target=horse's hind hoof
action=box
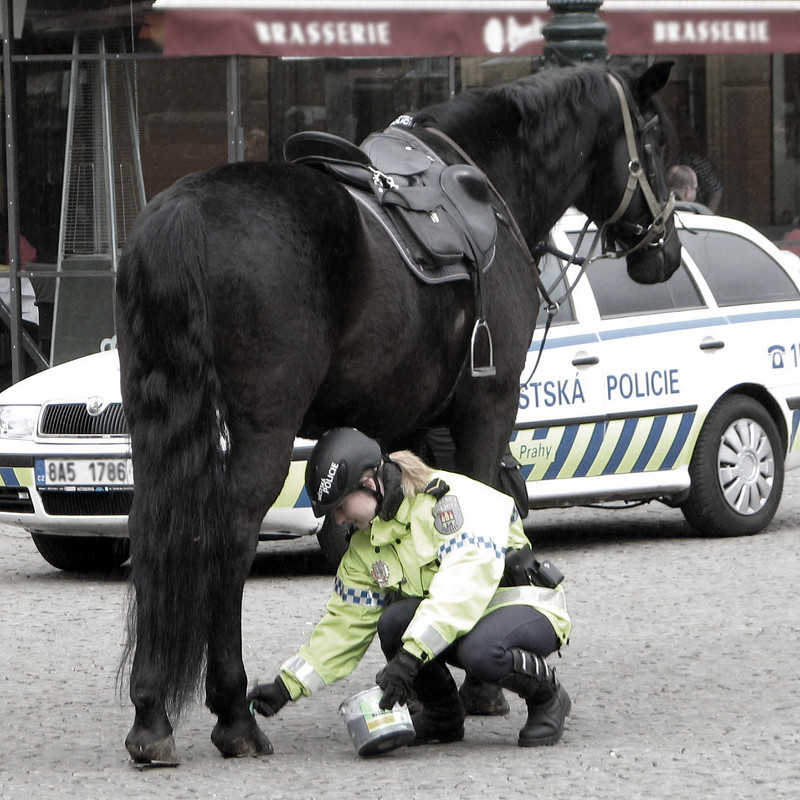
[211,718,274,758]
[125,732,180,767]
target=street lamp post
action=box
[542,0,608,64]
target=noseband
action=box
[601,73,675,258]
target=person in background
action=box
[247,427,573,748]
[668,165,714,215]
[2,215,53,358]
[677,151,723,212]
[667,164,698,202]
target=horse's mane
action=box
[413,65,616,233]
[412,64,666,236]
[414,65,614,164]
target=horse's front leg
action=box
[206,511,274,758]
[448,388,521,488]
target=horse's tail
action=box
[117,197,231,717]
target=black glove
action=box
[375,649,423,710]
[246,676,291,717]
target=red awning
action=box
[156,2,800,58]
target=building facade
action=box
[2,0,799,383]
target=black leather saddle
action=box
[284,129,497,273]
[284,128,500,377]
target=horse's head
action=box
[580,62,682,285]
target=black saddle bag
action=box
[380,165,467,267]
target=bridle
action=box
[599,72,676,259]
[535,71,677,312]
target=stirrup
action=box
[470,318,496,378]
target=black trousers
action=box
[376,596,560,683]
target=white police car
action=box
[0,350,319,571]
[1,208,799,571]
[515,208,800,537]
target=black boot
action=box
[501,648,571,747]
[410,660,465,745]
[458,673,510,716]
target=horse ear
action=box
[632,61,674,103]
[551,48,576,68]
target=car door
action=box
[584,244,715,488]
[678,220,800,462]
[512,239,608,495]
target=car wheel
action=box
[316,515,350,568]
[680,395,784,537]
[30,533,130,572]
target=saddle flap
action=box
[381,183,446,213]
[439,165,498,260]
[380,185,465,267]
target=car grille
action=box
[39,402,128,437]
[0,486,34,513]
[40,490,133,516]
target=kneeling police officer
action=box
[248,427,572,747]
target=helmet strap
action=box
[376,459,405,520]
[361,467,384,509]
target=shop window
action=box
[256,58,450,161]
[136,58,228,197]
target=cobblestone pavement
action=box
[2,476,799,800]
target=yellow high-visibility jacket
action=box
[280,470,571,700]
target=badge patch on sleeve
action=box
[433,495,464,535]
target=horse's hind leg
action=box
[125,646,180,765]
[204,429,293,758]
[122,503,180,765]
[205,508,274,758]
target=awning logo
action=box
[483,16,545,54]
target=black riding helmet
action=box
[304,427,383,517]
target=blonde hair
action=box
[387,450,433,496]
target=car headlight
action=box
[0,406,39,439]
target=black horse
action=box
[116,62,681,764]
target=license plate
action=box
[35,459,133,487]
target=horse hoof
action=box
[211,719,274,758]
[458,680,510,716]
[125,732,180,767]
